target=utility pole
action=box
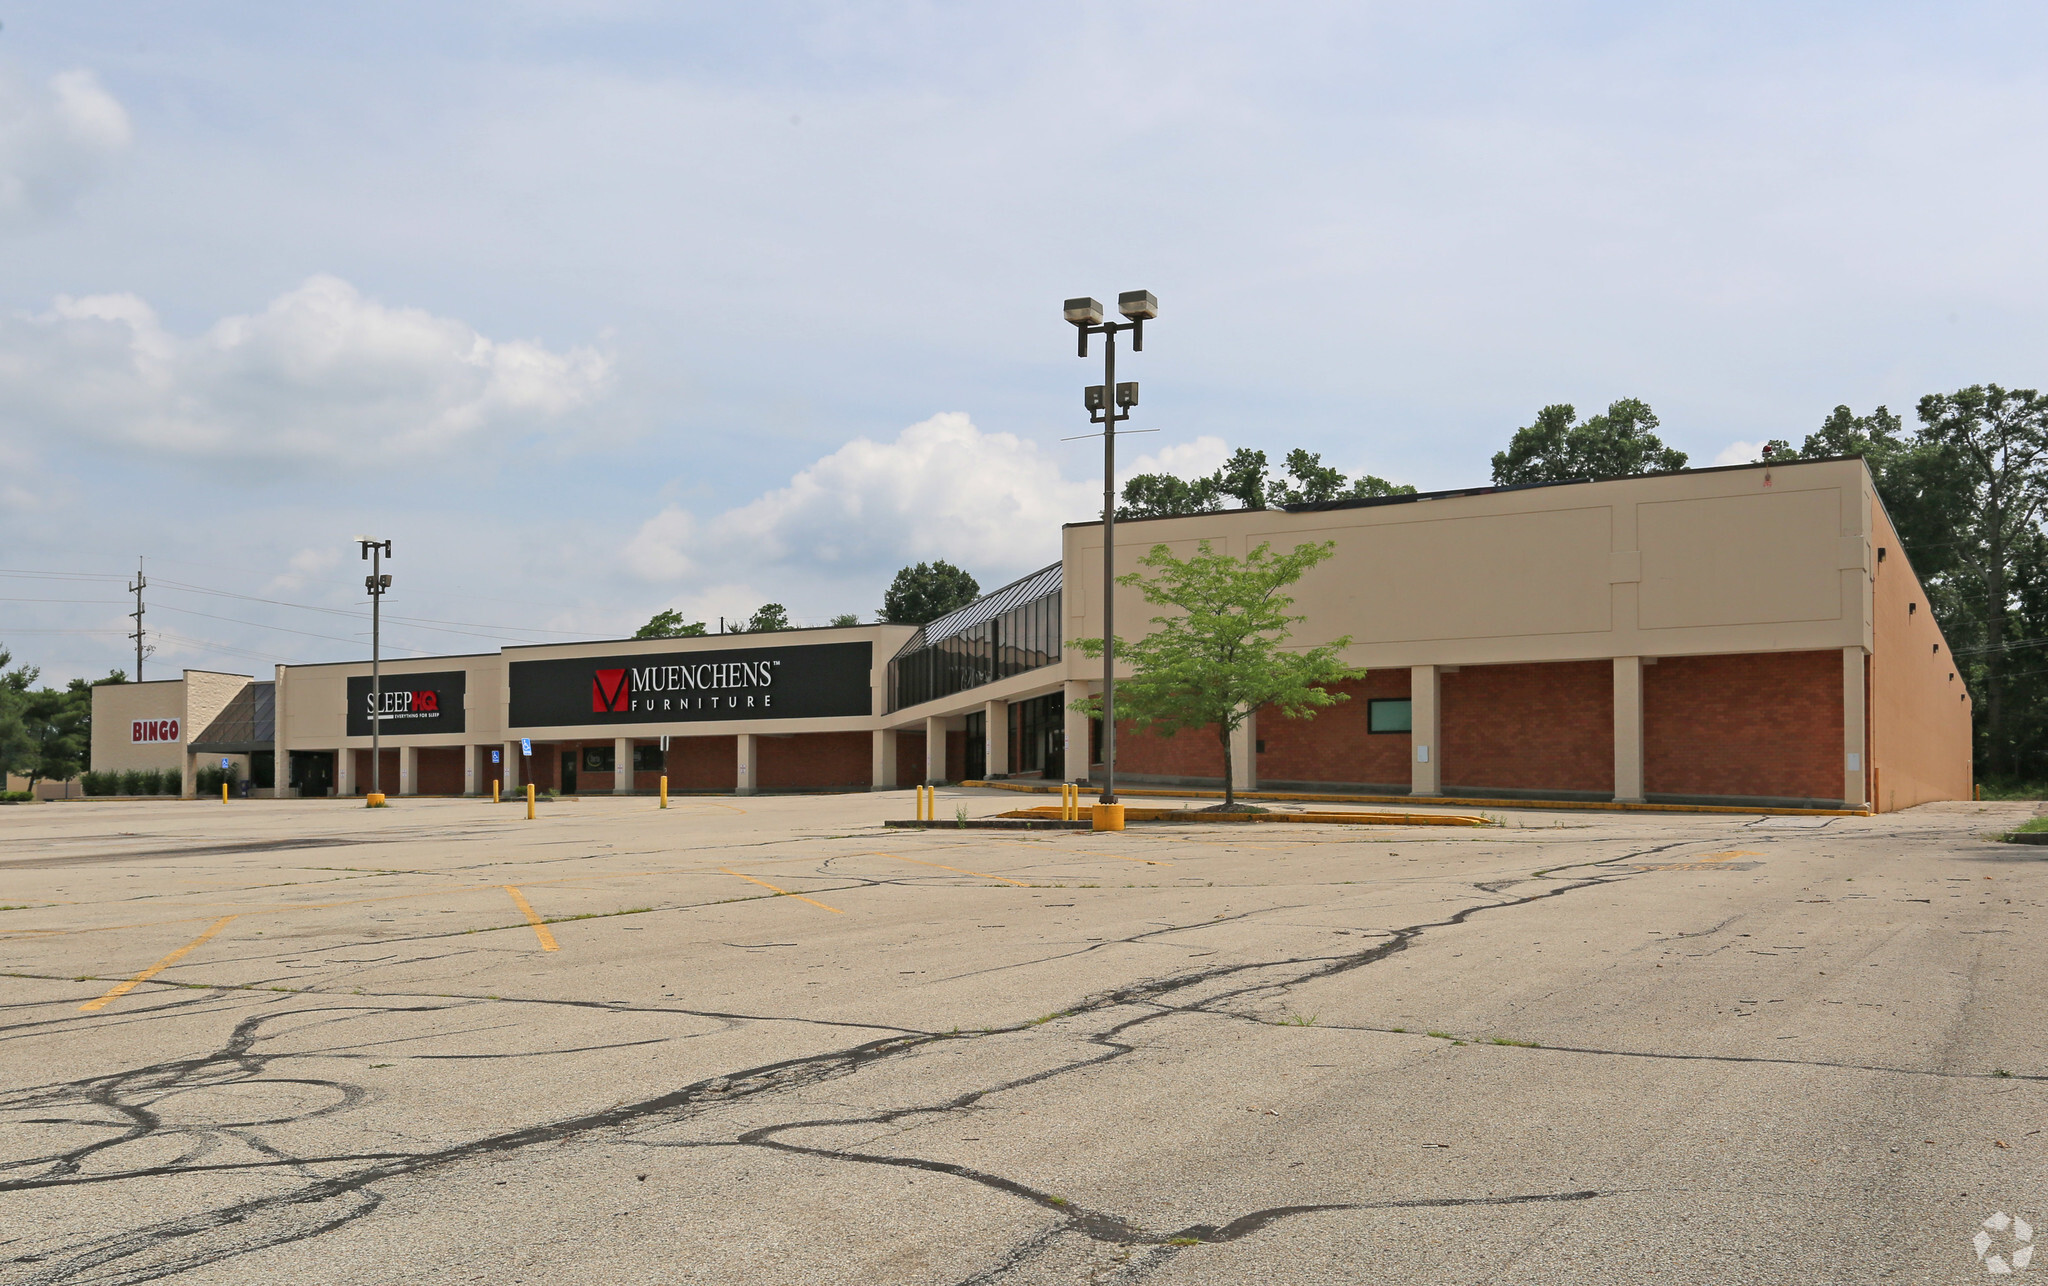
[127,558,147,680]
[359,539,393,795]
[1064,290,1158,806]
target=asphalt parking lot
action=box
[2,789,2044,1284]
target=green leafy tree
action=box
[742,603,793,633]
[1120,447,1414,518]
[828,612,861,628]
[0,649,34,785]
[1068,540,1362,809]
[1911,386,2048,778]
[1491,398,1688,485]
[633,610,709,639]
[880,561,980,625]
[1117,472,1222,519]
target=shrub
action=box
[0,790,32,804]
[119,769,145,795]
[196,763,243,794]
[81,771,116,796]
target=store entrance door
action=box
[561,750,578,794]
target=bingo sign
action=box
[131,718,180,744]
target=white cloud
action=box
[0,69,131,230]
[268,546,342,593]
[1714,440,1765,466]
[1120,435,1229,484]
[0,275,612,461]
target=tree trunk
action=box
[1219,724,1235,812]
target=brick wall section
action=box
[1442,660,1614,793]
[1115,720,1226,781]
[946,731,967,783]
[416,747,465,795]
[351,748,399,794]
[663,736,737,791]
[897,732,926,788]
[760,732,871,791]
[1256,672,1412,786]
[1644,651,1842,800]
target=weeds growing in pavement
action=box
[1281,1013,1319,1027]
[1491,1037,1540,1047]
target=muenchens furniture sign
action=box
[509,641,870,727]
[347,671,468,737]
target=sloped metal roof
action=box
[890,562,1062,660]
[190,681,275,751]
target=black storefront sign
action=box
[508,641,870,728]
[347,671,468,737]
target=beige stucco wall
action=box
[277,652,506,749]
[1869,497,1975,811]
[1060,458,1877,672]
[89,679,188,775]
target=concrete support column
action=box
[983,699,1009,777]
[871,729,898,792]
[924,715,948,785]
[464,744,478,796]
[1844,646,1868,810]
[614,737,634,794]
[502,741,520,792]
[1229,708,1257,793]
[736,733,758,796]
[272,664,291,799]
[334,749,352,798]
[183,753,200,798]
[1612,657,1645,803]
[1410,665,1441,797]
[1062,680,1091,783]
[398,745,418,796]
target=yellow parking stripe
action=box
[79,916,237,1012]
[502,886,559,951]
[719,869,843,913]
[871,851,1031,886]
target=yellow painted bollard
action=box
[660,775,669,809]
[526,782,535,821]
[221,783,229,804]
[492,780,500,804]
[1092,801,1124,832]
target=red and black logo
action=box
[592,668,629,712]
[415,690,439,713]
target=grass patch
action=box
[1490,1037,1540,1048]
[1030,1010,1071,1026]
[0,905,31,912]
[1281,1013,1319,1027]
[2010,816,2048,835]
[1979,780,2048,802]
[1425,1030,1457,1040]
[1995,1068,2014,1078]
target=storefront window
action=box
[582,745,615,772]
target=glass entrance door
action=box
[561,750,578,794]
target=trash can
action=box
[237,778,252,799]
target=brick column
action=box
[1410,665,1441,796]
[614,737,634,794]
[871,729,897,792]
[1843,646,1868,809]
[1612,657,1645,803]
[1229,708,1257,793]
[1062,680,1091,784]
[924,715,948,785]
[983,699,1009,777]
[736,733,758,795]
[398,745,418,796]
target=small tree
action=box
[828,612,861,627]
[1068,540,1361,809]
[880,561,980,625]
[634,610,709,639]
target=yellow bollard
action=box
[1092,801,1124,832]
[492,780,500,804]
[660,775,669,809]
[526,782,535,821]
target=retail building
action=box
[90,456,1973,812]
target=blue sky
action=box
[4,2,2047,682]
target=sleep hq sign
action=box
[508,641,871,727]
[346,671,468,737]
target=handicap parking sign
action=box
[520,738,532,757]
[220,758,230,770]
[491,749,501,763]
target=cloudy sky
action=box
[4,3,2047,682]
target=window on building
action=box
[1368,698,1412,734]
[582,745,615,772]
[633,745,664,772]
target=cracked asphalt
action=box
[2,790,2045,1284]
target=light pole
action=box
[1064,289,1157,806]
[358,538,392,796]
